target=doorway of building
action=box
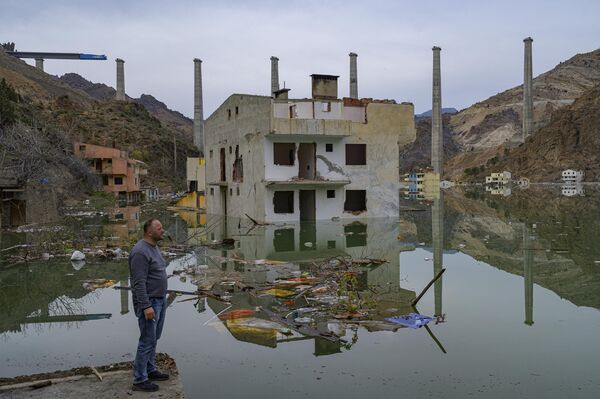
[298,143,316,180]
[299,190,316,221]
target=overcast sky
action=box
[2,0,599,117]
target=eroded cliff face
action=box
[450,49,600,151]
[493,84,600,181]
[436,49,600,180]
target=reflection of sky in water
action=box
[1,187,600,398]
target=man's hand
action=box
[144,307,155,320]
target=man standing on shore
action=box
[129,218,170,392]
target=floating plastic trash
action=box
[385,313,433,329]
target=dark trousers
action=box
[133,296,167,384]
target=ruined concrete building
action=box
[205,61,415,222]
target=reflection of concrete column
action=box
[523,37,534,141]
[35,58,44,71]
[431,46,443,175]
[193,58,204,153]
[432,190,444,316]
[523,225,534,325]
[115,58,126,101]
[120,280,129,315]
[349,52,358,99]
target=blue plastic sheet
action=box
[385,313,433,329]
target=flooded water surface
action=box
[1,187,600,398]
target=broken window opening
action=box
[273,191,294,213]
[237,186,240,196]
[227,109,231,120]
[321,102,331,112]
[209,150,213,159]
[289,105,297,118]
[327,190,335,198]
[235,106,239,115]
[325,143,333,152]
[344,190,366,212]
[345,144,366,165]
[102,175,109,186]
[274,143,296,166]
[210,187,214,195]
[114,177,123,185]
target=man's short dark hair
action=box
[143,218,160,233]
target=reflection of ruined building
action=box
[203,217,416,351]
[485,171,511,186]
[402,169,440,200]
[561,184,584,197]
[205,67,415,222]
[102,206,140,242]
[73,142,147,202]
[0,171,60,228]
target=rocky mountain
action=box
[492,84,600,181]
[58,73,193,140]
[449,48,600,151]
[0,48,197,191]
[400,114,460,172]
[440,48,600,180]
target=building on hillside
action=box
[561,169,584,183]
[204,74,415,222]
[73,142,147,202]
[402,169,440,200]
[485,171,512,186]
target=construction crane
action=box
[6,51,107,71]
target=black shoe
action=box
[132,381,159,392]
[148,370,170,381]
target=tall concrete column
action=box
[523,224,534,326]
[349,52,358,99]
[193,58,204,154]
[115,58,126,101]
[35,58,44,71]
[522,37,534,141]
[270,56,279,95]
[431,46,443,176]
[432,190,444,317]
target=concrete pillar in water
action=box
[270,56,279,95]
[431,46,443,176]
[523,37,534,141]
[523,225,534,325]
[35,58,44,71]
[193,58,204,154]
[349,52,358,99]
[432,190,444,317]
[120,280,129,315]
[115,58,126,101]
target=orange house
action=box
[74,142,147,202]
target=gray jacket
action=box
[128,239,167,311]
